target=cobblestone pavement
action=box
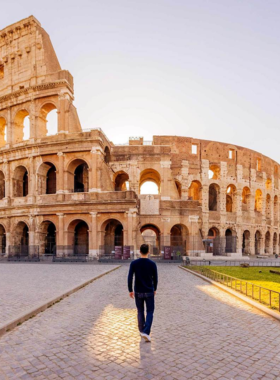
[1,265,280,379]
[0,263,118,325]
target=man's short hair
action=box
[140,244,149,254]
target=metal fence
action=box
[189,266,280,311]
[190,260,280,267]
[8,245,39,261]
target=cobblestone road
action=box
[1,265,280,379]
[0,263,118,325]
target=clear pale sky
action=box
[3,1,280,161]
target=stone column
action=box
[160,160,171,199]
[29,99,36,141]
[57,152,65,198]
[3,159,10,202]
[6,107,12,147]
[28,156,35,201]
[5,217,11,256]
[89,147,103,192]
[89,212,98,258]
[57,93,70,133]
[56,213,64,256]
[29,215,36,255]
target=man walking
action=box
[128,244,158,342]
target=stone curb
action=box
[0,265,121,338]
[179,266,280,323]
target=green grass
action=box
[190,266,280,310]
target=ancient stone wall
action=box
[0,17,278,258]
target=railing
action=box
[190,266,280,311]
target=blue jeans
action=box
[135,292,155,335]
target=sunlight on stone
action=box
[86,305,146,363]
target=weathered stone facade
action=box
[0,16,278,258]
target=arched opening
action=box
[225,229,236,253]
[14,222,29,256]
[255,230,261,255]
[14,109,30,143]
[226,185,236,212]
[0,117,7,147]
[265,231,271,255]
[266,194,271,219]
[273,232,277,255]
[255,189,262,212]
[188,180,202,202]
[209,183,220,211]
[68,220,89,255]
[0,224,6,254]
[274,196,278,221]
[114,171,129,191]
[13,166,28,197]
[140,224,160,256]
[39,221,56,255]
[104,146,111,164]
[242,187,250,211]
[102,219,124,256]
[175,180,182,198]
[242,230,250,255]
[140,169,161,195]
[0,171,5,200]
[38,104,58,137]
[37,162,56,195]
[208,165,220,180]
[265,179,272,191]
[207,227,220,255]
[67,159,89,193]
[170,224,188,256]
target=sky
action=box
[2,0,280,161]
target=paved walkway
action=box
[1,265,280,379]
[0,263,118,326]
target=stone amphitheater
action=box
[0,15,278,259]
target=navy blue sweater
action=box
[128,258,158,293]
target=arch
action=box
[0,171,5,200]
[38,103,58,137]
[242,230,250,255]
[37,162,57,195]
[170,224,188,256]
[102,219,124,256]
[67,159,89,193]
[255,230,262,255]
[104,146,111,164]
[13,221,29,256]
[242,187,250,208]
[266,194,271,219]
[265,231,271,255]
[273,232,277,255]
[225,228,237,253]
[188,180,202,202]
[175,180,182,198]
[0,117,6,147]
[38,221,56,255]
[207,227,220,256]
[274,195,278,221]
[208,164,220,180]
[139,169,161,195]
[209,183,220,211]
[140,224,161,256]
[265,179,272,190]
[255,189,262,212]
[114,171,129,191]
[13,166,28,197]
[14,109,30,143]
[0,224,6,254]
[68,219,89,255]
[226,184,237,212]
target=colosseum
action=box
[0,15,278,260]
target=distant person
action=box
[128,244,158,342]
